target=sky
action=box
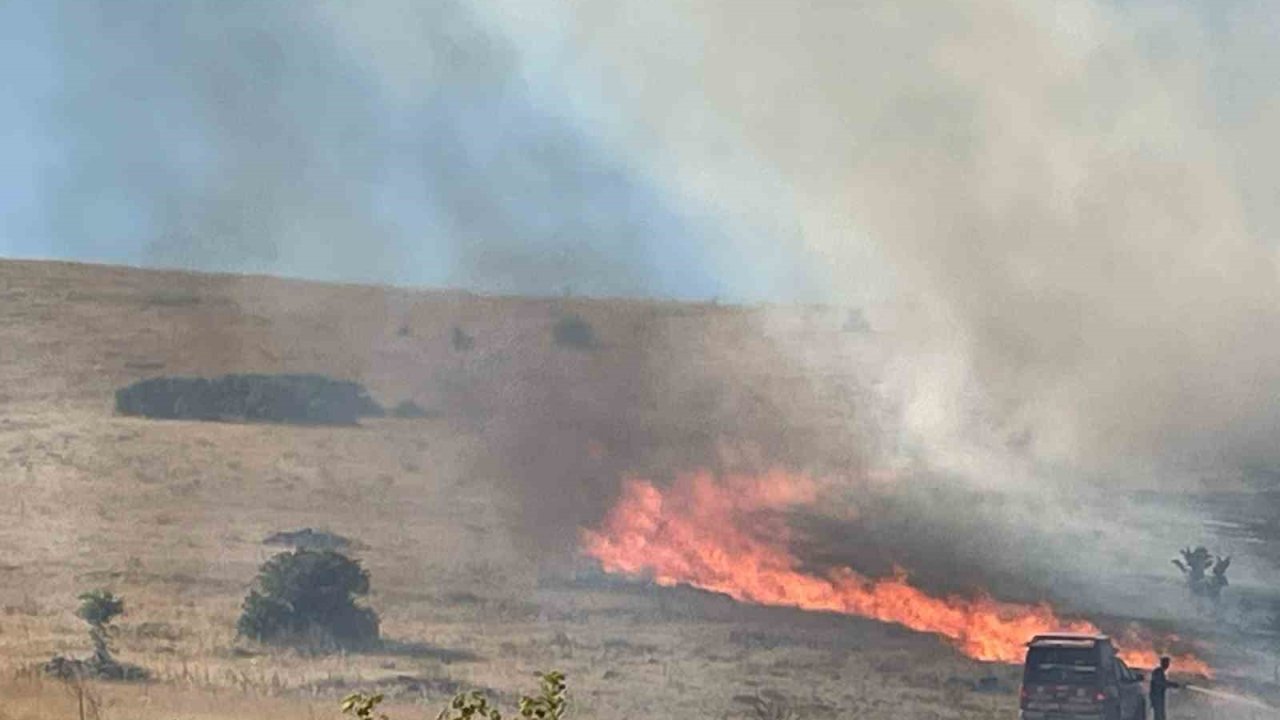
[1,2,1275,307]
[0,0,807,302]
[6,0,1280,481]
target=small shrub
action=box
[1172,545,1230,603]
[77,589,124,666]
[439,690,504,720]
[115,374,385,425]
[342,670,569,720]
[44,590,147,681]
[452,326,475,351]
[552,315,595,350]
[237,549,380,651]
[516,671,569,720]
[77,589,124,629]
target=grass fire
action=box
[9,1,1280,718]
[582,470,1212,675]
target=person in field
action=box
[1150,656,1183,720]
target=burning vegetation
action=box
[582,469,1212,676]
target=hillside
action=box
[0,259,1239,720]
[0,259,979,719]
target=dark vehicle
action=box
[1020,633,1147,720]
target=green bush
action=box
[237,549,379,650]
[77,589,124,664]
[77,589,124,629]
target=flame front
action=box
[582,469,1211,676]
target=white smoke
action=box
[480,0,1280,483]
[467,0,1280,624]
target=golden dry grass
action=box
[0,260,1234,719]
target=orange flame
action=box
[582,469,1211,676]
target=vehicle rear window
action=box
[1024,646,1099,684]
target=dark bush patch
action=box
[77,589,123,629]
[843,308,871,332]
[451,325,474,351]
[237,549,379,651]
[552,315,595,349]
[115,374,385,425]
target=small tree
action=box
[45,589,145,681]
[77,590,124,666]
[238,549,379,650]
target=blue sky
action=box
[0,1,781,301]
[0,3,58,259]
[2,1,1276,308]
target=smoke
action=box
[21,1,822,571]
[505,0,1280,481]
[29,0,730,299]
[25,2,1280,479]
[476,0,1280,622]
[24,0,1280,626]
[469,304,882,568]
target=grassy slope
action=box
[0,259,1220,719]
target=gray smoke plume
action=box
[35,0,726,298]
[477,0,1280,625]
[28,1,826,569]
[30,0,1280,631]
[495,0,1280,480]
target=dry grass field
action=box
[0,259,1232,719]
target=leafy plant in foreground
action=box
[341,670,569,720]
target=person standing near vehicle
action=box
[1150,656,1183,720]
